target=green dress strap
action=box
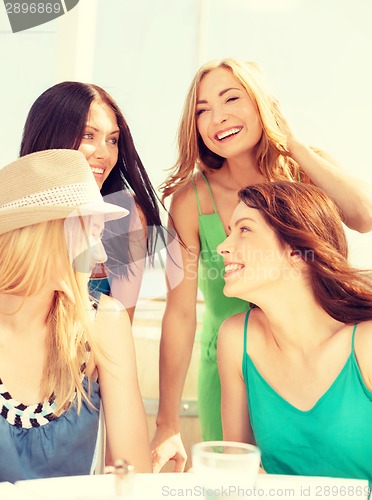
[192,172,218,215]
[192,179,202,216]
[192,170,250,442]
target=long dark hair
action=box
[238,181,372,323]
[20,82,166,276]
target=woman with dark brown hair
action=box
[20,82,166,321]
[217,181,372,483]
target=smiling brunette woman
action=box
[20,82,165,322]
[217,181,372,484]
[151,58,372,472]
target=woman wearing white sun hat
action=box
[0,149,152,482]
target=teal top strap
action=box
[243,309,251,354]
[351,323,358,352]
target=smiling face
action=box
[78,101,120,189]
[195,67,263,162]
[64,215,107,277]
[217,201,293,301]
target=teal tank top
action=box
[242,310,372,484]
[193,173,249,361]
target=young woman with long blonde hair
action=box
[0,150,152,482]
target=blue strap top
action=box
[242,310,372,484]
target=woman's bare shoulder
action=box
[171,171,214,205]
[355,319,372,341]
[220,308,265,332]
[355,319,372,351]
[92,295,132,357]
[96,293,125,311]
[220,311,247,333]
[171,176,198,206]
[169,178,200,236]
[93,294,130,329]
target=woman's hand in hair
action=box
[271,98,302,154]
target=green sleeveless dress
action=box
[193,173,250,440]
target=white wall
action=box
[0,0,371,267]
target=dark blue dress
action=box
[0,376,100,483]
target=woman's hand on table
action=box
[150,429,187,473]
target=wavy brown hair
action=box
[160,59,311,200]
[238,181,372,323]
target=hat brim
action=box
[0,201,129,235]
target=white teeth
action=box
[91,167,104,174]
[217,127,242,140]
[225,263,243,273]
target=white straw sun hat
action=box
[0,149,129,235]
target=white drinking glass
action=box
[192,441,261,499]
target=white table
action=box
[0,481,38,499]
[12,472,370,500]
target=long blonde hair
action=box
[0,218,100,415]
[160,58,309,199]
